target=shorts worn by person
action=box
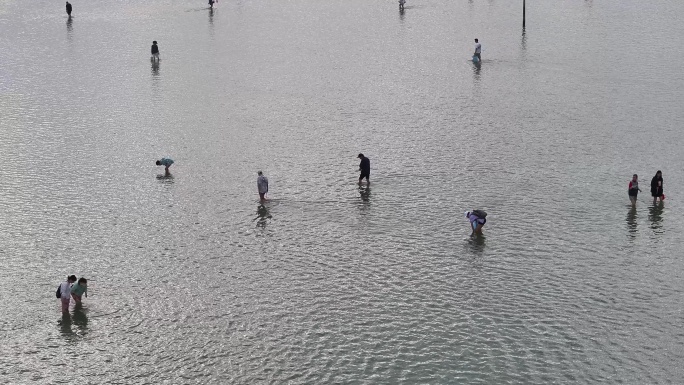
[71,278,88,305]
[466,210,486,234]
[257,171,269,202]
[358,153,370,185]
[58,275,77,313]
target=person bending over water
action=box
[71,277,88,305]
[650,170,664,204]
[466,210,487,235]
[628,174,641,206]
[156,157,174,174]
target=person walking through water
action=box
[66,1,72,17]
[257,171,269,202]
[209,0,215,9]
[628,174,641,206]
[151,41,160,61]
[399,0,405,11]
[357,153,370,185]
[473,38,482,61]
[650,170,664,204]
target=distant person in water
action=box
[58,275,77,313]
[71,277,88,305]
[358,153,370,185]
[650,170,664,204]
[473,39,481,61]
[151,41,159,61]
[156,157,174,174]
[399,0,405,11]
[66,1,72,16]
[628,174,641,206]
[257,171,269,202]
[465,210,487,235]
[209,0,214,8]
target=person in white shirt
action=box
[257,171,269,202]
[474,38,482,61]
[58,275,77,314]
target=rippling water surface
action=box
[2,0,684,383]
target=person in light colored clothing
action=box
[628,174,641,206]
[465,210,487,235]
[257,171,269,202]
[59,275,77,313]
[473,38,482,61]
[71,277,88,305]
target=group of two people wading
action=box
[57,275,88,314]
[628,170,664,206]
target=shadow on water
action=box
[151,59,160,77]
[66,16,73,39]
[358,186,371,213]
[58,306,89,340]
[466,233,486,255]
[626,206,637,240]
[156,173,174,184]
[648,202,664,233]
[255,204,272,228]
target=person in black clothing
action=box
[650,170,664,204]
[358,153,370,185]
[66,2,72,16]
[151,41,159,61]
[209,0,214,8]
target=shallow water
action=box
[1,0,684,383]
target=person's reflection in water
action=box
[156,173,174,184]
[72,305,89,335]
[648,202,664,233]
[66,16,73,37]
[626,206,637,240]
[467,233,486,255]
[209,7,214,25]
[59,313,74,338]
[255,204,272,228]
[151,58,160,77]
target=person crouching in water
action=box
[71,277,88,305]
[156,157,174,175]
[466,210,487,235]
[628,174,641,206]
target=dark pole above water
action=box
[523,0,526,28]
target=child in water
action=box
[465,210,487,235]
[156,158,174,174]
[628,174,641,206]
[71,277,88,305]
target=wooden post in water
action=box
[523,0,526,28]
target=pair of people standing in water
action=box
[57,275,88,314]
[628,170,664,205]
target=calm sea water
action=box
[2,0,684,383]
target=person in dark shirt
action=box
[66,1,72,16]
[209,0,214,8]
[650,170,664,204]
[151,41,159,61]
[358,153,370,185]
